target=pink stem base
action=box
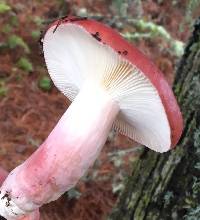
[0,167,40,220]
[0,83,119,219]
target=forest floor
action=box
[0,0,195,219]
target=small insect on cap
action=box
[43,16,183,153]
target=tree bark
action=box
[109,17,200,220]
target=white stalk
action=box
[0,82,119,219]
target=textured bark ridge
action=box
[109,17,200,220]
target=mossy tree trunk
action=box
[109,18,200,220]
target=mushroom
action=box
[0,17,183,219]
[0,167,40,220]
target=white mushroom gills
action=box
[44,23,171,152]
[0,22,171,219]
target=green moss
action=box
[38,76,52,91]
[9,15,19,27]
[33,16,44,26]
[0,81,8,97]
[2,24,12,33]
[0,2,11,14]
[31,30,41,39]
[8,35,30,53]
[17,57,33,72]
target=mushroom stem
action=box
[0,83,119,219]
[0,167,40,220]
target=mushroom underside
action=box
[44,23,171,152]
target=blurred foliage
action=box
[17,57,33,72]
[38,76,52,91]
[0,41,7,50]
[111,0,142,18]
[108,147,141,195]
[8,35,30,53]
[33,16,44,27]
[0,2,11,14]
[123,19,184,57]
[112,0,129,18]
[187,0,200,14]
[31,30,41,39]
[67,188,82,200]
[0,81,8,97]
[113,0,184,57]
[9,15,19,27]
[75,0,185,58]
[185,0,200,29]
[2,24,12,34]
